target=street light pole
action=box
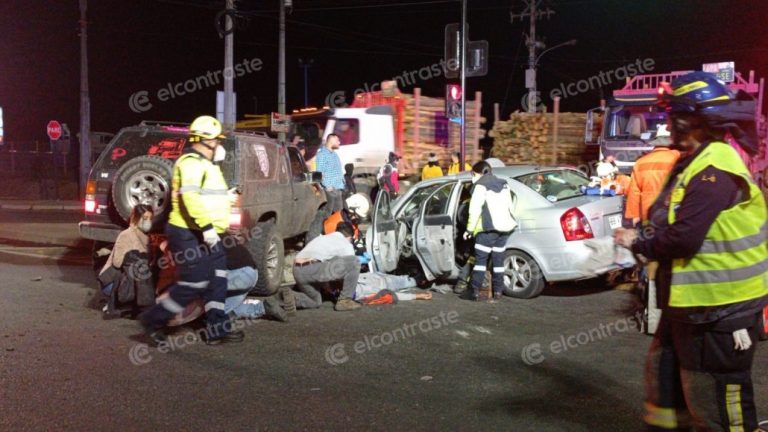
[223,0,235,132]
[459,0,467,168]
[78,0,91,196]
[526,0,536,113]
[278,0,287,143]
[298,58,313,108]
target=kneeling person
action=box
[293,222,361,311]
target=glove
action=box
[203,229,220,248]
[463,231,472,241]
[733,329,752,351]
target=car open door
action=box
[370,189,399,272]
[412,183,456,280]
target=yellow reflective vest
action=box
[168,152,230,233]
[667,141,768,308]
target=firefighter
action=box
[140,115,244,346]
[421,153,444,180]
[462,161,517,302]
[615,72,767,431]
[624,124,680,334]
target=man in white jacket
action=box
[463,161,517,301]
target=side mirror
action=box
[304,171,323,183]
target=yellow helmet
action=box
[189,115,224,140]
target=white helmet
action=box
[596,162,618,178]
[346,193,370,219]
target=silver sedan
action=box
[367,165,626,298]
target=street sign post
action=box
[271,112,291,134]
[47,120,63,140]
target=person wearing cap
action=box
[448,152,472,175]
[615,72,767,431]
[140,115,244,346]
[421,153,444,181]
[377,152,401,195]
[624,124,680,227]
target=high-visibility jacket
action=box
[421,164,443,181]
[625,147,680,222]
[168,152,230,233]
[448,162,471,175]
[467,174,517,235]
[667,141,767,308]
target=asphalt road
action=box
[0,212,766,431]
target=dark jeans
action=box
[292,255,359,308]
[142,224,230,339]
[470,231,509,295]
[325,189,345,214]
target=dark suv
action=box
[79,121,326,294]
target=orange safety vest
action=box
[624,147,680,222]
[323,210,360,239]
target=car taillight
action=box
[560,207,593,241]
[84,180,97,213]
[229,207,242,229]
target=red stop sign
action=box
[47,120,62,140]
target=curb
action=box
[0,227,87,249]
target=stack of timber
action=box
[490,112,597,169]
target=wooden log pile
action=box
[398,93,486,175]
[490,112,596,168]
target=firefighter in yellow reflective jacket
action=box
[140,116,244,346]
[615,72,767,431]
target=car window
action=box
[287,147,306,182]
[515,169,588,201]
[424,183,455,215]
[246,143,277,181]
[399,183,446,220]
[333,119,360,145]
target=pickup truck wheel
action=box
[305,208,328,244]
[502,250,545,299]
[111,155,174,225]
[247,221,284,296]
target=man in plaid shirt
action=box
[316,133,346,212]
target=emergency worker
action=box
[615,72,767,431]
[462,161,517,302]
[140,115,244,346]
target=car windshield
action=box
[515,170,588,201]
[606,105,667,139]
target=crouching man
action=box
[293,222,360,311]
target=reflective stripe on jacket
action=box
[168,152,231,233]
[625,147,680,222]
[667,141,768,308]
[467,174,517,235]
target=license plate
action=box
[608,214,622,230]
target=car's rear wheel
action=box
[111,155,174,225]
[247,221,284,296]
[502,249,545,299]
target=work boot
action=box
[205,330,245,346]
[138,313,167,347]
[459,289,479,302]
[263,296,289,322]
[334,298,361,311]
[488,291,503,303]
[279,286,297,317]
[453,279,468,294]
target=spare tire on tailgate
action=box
[112,155,174,225]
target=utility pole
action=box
[278,0,287,143]
[298,58,313,108]
[511,0,554,113]
[459,0,467,168]
[78,0,91,196]
[223,0,235,132]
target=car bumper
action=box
[533,239,622,282]
[79,221,122,243]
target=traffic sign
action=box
[47,120,62,140]
[270,112,291,133]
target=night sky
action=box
[1,0,766,142]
